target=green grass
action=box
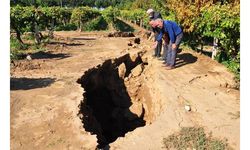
[10,36,28,60]
[162,127,232,150]
[10,36,47,60]
[22,33,35,40]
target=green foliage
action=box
[10,5,73,44]
[197,4,240,56]
[22,33,35,40]
[10,5,36,42]
[113,19,135,32]
[10,36,28,60]
[54,23,77,31]
[10,2,240,80]
[71,7,101,30]
[119,9,148,28]
[120,9,146,22]
[83,16,108,31]
[10,6,99,41]
[37,6,73,31]
[101,6,121,30]
[164,1,240,79]
[10,36,27,51]
[10,0,122,8]
[101,6,120,23]
[163,127,232,150]
[220,52,240,80]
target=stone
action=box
[130,102,143,116]
[141,56,148,64]
[130,53,138,62]
[26,55,32,61]
[128,41,133,46]
[132,44,137,48]
[134,38,141,44]
[131,64,143,77]
[185,105,191,111]
[118,63,126,79]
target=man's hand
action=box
[152,41,158,49]
[172,43,177,50]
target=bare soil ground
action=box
[10,30,239,150]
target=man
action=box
[146,9,162,58]
[150,19,183,69]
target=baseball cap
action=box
[146,9,154,14]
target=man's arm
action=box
[156,30,163,42]
[151,30,163,48]
[166,25,176,43]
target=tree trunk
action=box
[212,37,218,60]
[48,19,55,38]
[34,22,41,44]
[16,30,24,44]
[140,19,143,27]
[197,35,203,53]
[79,16,82,32]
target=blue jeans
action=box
[162,44,168,60]
[166,33,183,67]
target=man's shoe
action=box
[165,66,175,70]
[158,57,165,61]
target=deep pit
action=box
[77,52,152,148]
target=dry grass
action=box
[162,127,233,150]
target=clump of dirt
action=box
[127,37,141,47]
[11,60,43,71]
[77,51,153,148]
[107,31,135,37]
[163,127,233,150]
[10,51,70,72]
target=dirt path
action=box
[10,31,239,150]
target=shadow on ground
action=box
[30,51,70,60]
[10,77,56,90]
[175,52,198,68]
[72,37,96,40]
[49,41,85,46]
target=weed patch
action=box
[162,127,232,150]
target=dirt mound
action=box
[11,60,43,71]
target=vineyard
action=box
[10,0,240,150]
[10,0,240,79]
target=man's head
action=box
[146,8,154,18]
[149,19,163,29]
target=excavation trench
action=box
[77,51,153,148]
